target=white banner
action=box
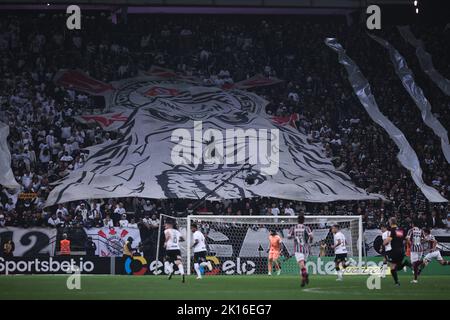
[0,227,57,256]
[0,122,20,189]
[369,34,450,164]
[398,26,450,96]
[46,73,382,205]
[325,38,447,203]
[84,227,141,257]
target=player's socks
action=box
[178,264,185,275]
[194,263,202,278]
[300,267,308,286]
[381,263,387,278]
[167,263,175,280]
[413,261,421,280]
[391,269,399,284]
[335,266,342,280]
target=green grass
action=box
[1,275,449,300]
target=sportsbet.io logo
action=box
[124,256,148,275]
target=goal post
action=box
[186,215,363,276]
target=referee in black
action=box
[383,217,412,286]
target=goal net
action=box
[186,215,362,276]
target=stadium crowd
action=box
[0,13,448,239]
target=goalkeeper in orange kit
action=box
[268,230,282,276]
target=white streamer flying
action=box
[325,38,447,203]
[0,122,20,189]
[369,33,450,164]
[398,26,450,96]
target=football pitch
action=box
[1,275,450,300]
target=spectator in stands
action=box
[113,202,126,224]
[128,218,138,229]
[427,209,444,229]
[84,236,97,256]
[47,212,61,228]
[103,214,114,228]
[284,203,295,216]
[119,214,129,228]
[270,203,280,216]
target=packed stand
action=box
[0,13,448,239]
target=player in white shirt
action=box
[191,223,213,279]
[164,219,185,283]
[380,224,392,278]
[331,224,349,281]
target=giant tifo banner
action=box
[0,227,57,256]
[84,227,141,257]
[0,121,20,188]
[46,70,383,205]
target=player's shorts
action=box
[295,252,309,262]
[424,250,443,262]
[386,250,404,264]
[166,249,182,263]
[334,253,347,263]
[193,251,207,263]
[410,251,423,263]
[268,250,280,260]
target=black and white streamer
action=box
[398,26,450,96]
[0,121,20,189]
[325,38,447,203]
[369,33,450,164]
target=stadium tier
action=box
[0,1,449,302]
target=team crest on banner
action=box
[85,227,141,257]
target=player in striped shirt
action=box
[406,220,425,283]
[422,229,449,267]
[288,215,313,287]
